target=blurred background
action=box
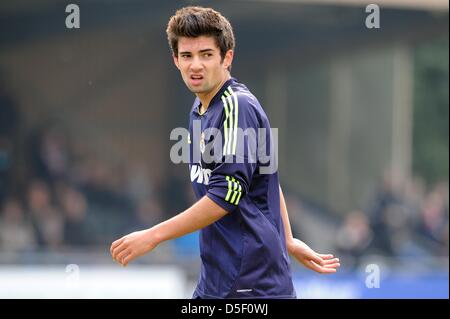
[0,0,448,298]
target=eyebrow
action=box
[179,48,215,55]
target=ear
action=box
[173,54,180,70]
[223,50,234,70]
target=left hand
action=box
[110,229,157,267]
[287,238,340,274]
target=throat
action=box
[196,76,231,115]
[199,104,208,115]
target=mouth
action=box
[189,74,204,86]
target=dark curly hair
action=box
[166,6,235,64]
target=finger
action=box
[112,242,128,260]
[311,256,337,267]
[309,260,337,274]
[311,261,336,274]
[111,237,124,250]
[112,245,125,261]
[311,256,340,268]
[122,253,134,267]
[323,263,341,269]
[116,248,131,265]
[110,238,124,255]
[317,253,334,260]
[308,253,325,266]
[322,258,340,265]
[303,259,324,272]
[319,268,337,274]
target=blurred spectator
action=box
[364,168,449,262]
[0,197,35,252]
[76,158,135,244]
[403,176,426,210]
[56,182,91,246]
[283,191,307,239]
[368,170,405,256]
[124,162,155,203]
[335,210,373,269]
[0,137,13,206]
[161,165,192,217]
[0,87,19,138]
[382,201,417,257]
[416,181,449,256]
[28,126,71,184]
[40,127,70,180]
[27,180,64,249]
[79,158,131,209]
[135,196,165,226]
[0,84,19,206]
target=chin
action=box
[188,86,207,94]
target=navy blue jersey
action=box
[188,77,296,299]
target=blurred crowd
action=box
[0,129,194,251]
[334,172,449,269]
[0,90,194,252]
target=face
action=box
[174,36,233,97]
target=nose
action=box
[189,56,203,72]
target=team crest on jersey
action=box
[199,132,205,154]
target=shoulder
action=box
[221,82,266,124]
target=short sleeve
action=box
[206,90,260,212]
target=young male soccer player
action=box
[111,6,340,299]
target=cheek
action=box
[206,64,220,76]
[180,67,189,78]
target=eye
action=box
[203,53,212,57]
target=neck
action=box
[197,74,231,114]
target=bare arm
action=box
[110,196,228,266]
[279,185,340,274]
[279,185,295,250]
